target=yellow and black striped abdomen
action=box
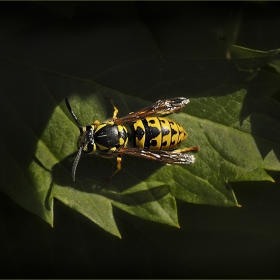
[133,117,187,151]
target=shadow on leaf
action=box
[51,152,171,206]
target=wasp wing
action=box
[116,147,195,165]
[114,97,190,125]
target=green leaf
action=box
[0,3,280,237]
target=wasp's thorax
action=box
[78,123,129,154]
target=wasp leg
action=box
[106,96,119,120]
[173,146,199,153]
[92,120,100,126]
[106,155,122,182]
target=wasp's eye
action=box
[81,141,96,153]
[85,142,94,153]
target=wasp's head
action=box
[77,125,97,154]
[65,98,96,181]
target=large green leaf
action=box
[0,2,280,237]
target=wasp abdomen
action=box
[133,117,187,151]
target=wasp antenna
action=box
[72,145,83,181]
[65,97,83,134]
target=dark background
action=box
[1,2,280,278]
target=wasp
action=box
[65,96,199,181]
